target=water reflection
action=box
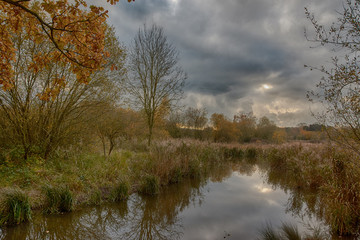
[0,176,208,240]
[0,160,342,240]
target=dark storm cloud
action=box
[106,0,344,126]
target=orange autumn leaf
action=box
[0,0,133,96]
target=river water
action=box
[0,161,332,240]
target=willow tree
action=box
[126,24,186,145]
[306,1,360,156]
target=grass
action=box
[0,140,240,211]
[0,139,359,237]
[258,223,282,240]
[110,181,130,201]
[0,189,31,226]
[259,143,360,237]
[257,222,326,240]
[44,186,73,213]
[140,175,160,195]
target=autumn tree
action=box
[96,107,143,158]
[233,112,256,143]
[211,113,236,143]
[0,25,126,160]
[272,129,287,144]
[256,116,277,141]
[126,24,186,146]
[0,0,133,95]
[306,1,360,155]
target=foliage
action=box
[0,23,125,160]
[0,189,31,226]
[211,113,237,143]
[96,107,145,157]
[272,129,288,143]
[126,24,186,145]
[233,112,256,143]
[0,0,134,93]
[256,116,277,141]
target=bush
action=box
[44,186,73,213]
[0,189,31,226]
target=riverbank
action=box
[1,140,359,237]
[0,140,259,224]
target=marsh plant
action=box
[258,222,326,240]
[110,181,130,202]
[261,144,360,237]
[0,189,31,226]
[140,175,160,195]
[44,185,73,214]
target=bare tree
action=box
[126,24,186,145]
[306,2,360,156]
[184,107,208,130]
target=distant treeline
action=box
[165,108,326,143]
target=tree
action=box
[211,113,236,143]
[0,0,133,95]
[184,107,208,129]
[183,107,208,139]
[272,129,287,144]
[126,24,186,145]
[96,107,143,158]
[306,1,360,155]
[256,116,277,141]
[165,110,183,138]
[0,25,125,160]
[233,112,256,143]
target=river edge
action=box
[1,140,359,238]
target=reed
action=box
[44,185,73,213]
[110,181,130,202]
[140,175,160,195]
[0,189,31,226]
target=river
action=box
[0,161,342,240]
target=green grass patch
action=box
[110,181,130,202]
[0,189,31,226]
[44,186,73,214]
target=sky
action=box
[100,0,342,127]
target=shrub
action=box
[0,189,31,226]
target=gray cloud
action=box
[105,0,343,126]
